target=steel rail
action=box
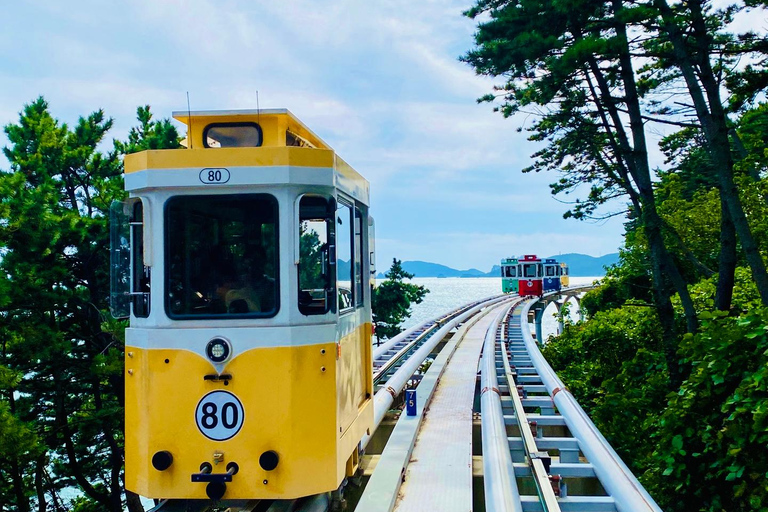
[354,299,505,512]
[372,322,427,361]
[480,302,523,512]
[362,295,510,450]
[519,298,662,512]
[500,340,561,512]
[372,326,435,385]
[372,296,503,384]
[372,296,502,359]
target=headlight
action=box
[206,338,231,363]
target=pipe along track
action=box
[151,293,661,512]
[480,297,662,512]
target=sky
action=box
[0,0,690,271]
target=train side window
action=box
[165,194,279,319]
[298,196,334,315]
[354,207,364,307]
[131,202,151,317]
[203,123,263,148]
[109,199,150,318]
[336,200,354,312]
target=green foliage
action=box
[543,306,663,408]
[372,259,428,340]
[0,98,178,512]
[646,308,768,511]
[579,278,633,317]
[298,226,325,290]
[113,105,181,154]
[544,264,768,509]
[462,0,768,507]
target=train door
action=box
[335,195,370,435]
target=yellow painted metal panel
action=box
[125,324,373,500]
[171,111,329,150]
[124,147,335,173]
[337,322,373,436]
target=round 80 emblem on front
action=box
[195,390,245,441]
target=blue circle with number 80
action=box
[195,390,245,441]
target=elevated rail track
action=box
[150,288,662,512]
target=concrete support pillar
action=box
[554,300,565,335]
[575,295,584,322]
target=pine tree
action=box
[0,98,179,512]
[372,259,428,340]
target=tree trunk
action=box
[35,456,47,512]
[655,0,768,304]
[11,457,31,512]
[126,490,146,512]
[715,195,737,311]
[614,0,689,386]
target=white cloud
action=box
[0,0,630,269]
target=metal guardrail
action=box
[362,295,509,451]
[500,339,561,512]
[519,296,663,512]
[480,303,524,512]
[372,296,503,386]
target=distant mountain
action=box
[548,253,618,276]
[375,253,618,278]
[403,261,486,278]
[375,260,487,279]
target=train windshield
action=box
[504,266,516,278]
[522,263,538,278]
[545,265,556,277]
[165,194,279,319]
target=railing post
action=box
[534,305,544,344]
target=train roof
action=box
[123,109,369,204]
[171,109,331,150]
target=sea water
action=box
[396,276,601,341]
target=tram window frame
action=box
[545,265,556,277]
[354,206,364,307]
[336,198,355,314]
[523,263,538,278]
[164,193,280,320]
[131,201,151,318]
[298,195,335,316]
[203,122,264,148]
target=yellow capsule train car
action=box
[560,262,570,288]
[111,109,374,501]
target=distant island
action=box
[376,253,618,278]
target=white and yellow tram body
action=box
[118,109,374,500]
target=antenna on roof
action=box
[186,91,193,149]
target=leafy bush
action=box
[646,308,768,511]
